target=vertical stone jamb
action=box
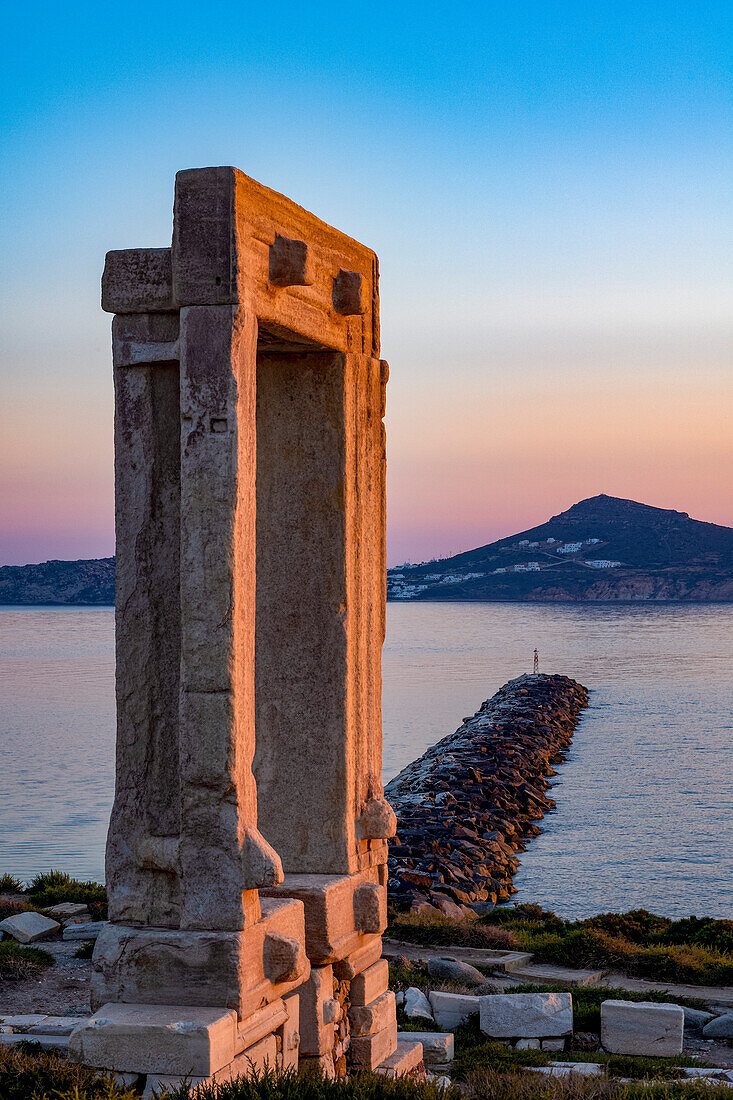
[178,303,283,931]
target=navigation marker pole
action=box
[533,648,540,674]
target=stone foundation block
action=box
[282,995,300,1072]
[349,1019,397,1069]
[333,934,382,980]
[350,959,389,1006]
[376,1039,425,1078]
[69,1003,237,1076]
[91,897,309,1017]
[261,870,385,963]
[429,992,480,1030]
[349,991,396,1037]
[397,1031,453,1065]
[239,1034,279,1073]
[480,993,573,1039]
[298,966,336,1056]
[601,1000,683,1056]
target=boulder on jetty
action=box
[386,674,589,911]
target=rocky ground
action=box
[386,673,589,912]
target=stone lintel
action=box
[69,1003,237,1076]
[260,870,386,964]
[91,898,309,1019]
[102,248,176,314]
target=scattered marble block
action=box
[0,1034,69,1050]
[404,987,433,1021]
[601,1000,683,1056]
[0,912,60,943]
[515,1038,540,1050]
[46,903,89,918]
[349,991,396,1037]
[429,991,480,1030]
[542,1038,566,1051]
[350,1019,398,1069]
[480,993,573,1039]
[28,1016,90,1035]
[68,1002,238,1076]
[0,1015,49,1028]
[398,1031,454,1065]
[63,921,108,941]
[376,1039,424,1078]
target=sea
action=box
[1,602,731,919]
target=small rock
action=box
[404,987,434,1021]
[702,1014,733,1040]
[0,912,60,943]
[434,1076,452,1089]
[395,992,405,1008]
[542,1039,566,1051]
[430,896,464,920]
[683,1007,715,1030]
[427,957,486,986]
[515,1038,541,1050]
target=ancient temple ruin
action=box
[69,167,423,1091]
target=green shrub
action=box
[26,870,108,916]
[0,874,24,894]
[0,941,54,981]
[0,898,34,922]
[0,1042,135,1099]
[75,939,96,959]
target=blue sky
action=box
[1,1,731,564]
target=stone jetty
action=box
[385,674,589,912]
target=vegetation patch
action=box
[0,875,24,894]
[462,1070,733,1100]
[0,940,54,981]
[26,870,108,918]
[387,905,733,987]
[0,1042,135,1100]
[75,939,96,959]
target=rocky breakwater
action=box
[385,674,589,912]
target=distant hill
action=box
[0,558,115,605]
[388,495,733,602]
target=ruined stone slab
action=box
[429,992,480,1030]
[350,960,389,1007]
[601,1000,683,1056]
[102,248,176,314]
[90,898,309,1017]
[349,1019,397,1069]
[261,870,385,963]
[0,912,60,943]
[376,1040,424,1078]
[63,921,107,941]
[479,993,573,1039]
[349,991,396,1037]
[69,1003,237,1076]
[397,1032,454,1065]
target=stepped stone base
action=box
[376,1040,425,1079]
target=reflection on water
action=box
[1,603,731,918]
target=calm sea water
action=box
[1,603,731,918]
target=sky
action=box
[0,1,731,567]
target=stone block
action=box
[542,1038,566,1051]
[91,898,309,1017]
[350,1019,398,1069]
[333,270,367,315]
[46,903,89,918]
[404,987,433,1021]
[236,1000,287,1052]
[63,921,107,941]
[349,991,396,1037]
[376,1039,424,1078]
[0,912,60,943]
[601,1000,683,1056]
[28,1017,89,1035]
[683,1007,714,1030]
[69,1003,237,1076]
[515,1038,540,1050]
[298,966,335,1056]
[350,959,389,1006]
[239,1034,279,1073]
[0,1034,69,1050]
[429,992,480,1030]
[269,235,313,286]
[102,248,176,313]
[0,1015,49,1028]
[480,993,573,1039]
[261,871,384,963]
[397,1031,454,1065]
[333,934,382,980]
